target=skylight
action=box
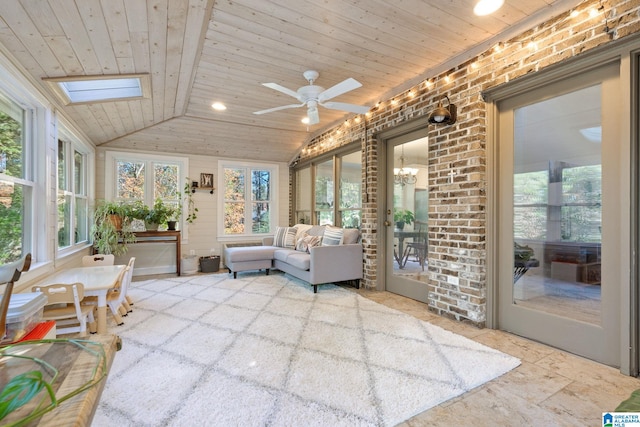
[43,74,150,105]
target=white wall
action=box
[95,147,289,275]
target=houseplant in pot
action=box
[91,200,137,255]
[142,198,178,231]
[393,209,414,230]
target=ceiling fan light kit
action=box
[428,95,457,125]
[253,70,370,125]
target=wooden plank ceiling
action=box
[0,0,580,162]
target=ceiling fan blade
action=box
[317,78,362,102]
[262,83,300,100]
[307,108,320,125]
[321,101,370,115]
[253,103,305,115]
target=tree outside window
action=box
[223,164,276,236]
[0,94,27,263]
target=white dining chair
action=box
[122,257,136,312]
[83,266,129,326]
[82,254,115,266]
[32,282,96,337]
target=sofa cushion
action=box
[225,246,276,262]
[285,252,311,270]
[273,226,296,248]
[293,224,313,242]
[342,228,360,244]
[322,226,344,246]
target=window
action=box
[44,74,150,105]
[221,162,278,236]
[57,134,89,251]
[295,167,312,224]
[105,151,187,230]
[339,151,362,229]
[315,159,334,225]
[0,91,34,263]
[294,146,362,229]
[513,164,602,242]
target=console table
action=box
[131,230,182,276]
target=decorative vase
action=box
[396,221,405,230]
[167,220,177,231]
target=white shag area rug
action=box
[93,272,520,426]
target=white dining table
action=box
[35,265,126,334]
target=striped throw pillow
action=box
[321,226,344,246]
[274,226,296,248]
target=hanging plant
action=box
[184,179,198,224]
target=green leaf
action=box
[0,370,47,420]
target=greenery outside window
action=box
[0,91,34,264]
[339,151,362,229]
[221,162,278,236]
[513,164,601,242]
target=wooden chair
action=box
[83,267,130,326]
[82,254,115,266]
[403,220,428,271]
[0,254,32,342]
[32,283,96,337]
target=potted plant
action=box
[393,209,414,230]
[142,198,178,231]
[91,200,137,255]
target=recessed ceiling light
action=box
[211,102,226,111]
[43,74,150,105]
[473,0,504,16]
[301,117,310,124]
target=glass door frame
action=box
[484,42,637,374]
[375,118,429,298]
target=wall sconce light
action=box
[191,181,198,193]
[428,95,457,125]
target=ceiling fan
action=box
[253,70,370,125]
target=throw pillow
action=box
[322,226,344,246]
[273,226,296,248]
[296,233,322,253]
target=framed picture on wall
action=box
[200,173,214,189]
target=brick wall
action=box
[291,0,640,326]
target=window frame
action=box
[0,73,43,265]
[293,143,363,229]
[218,160,279,238]
[56,125,93,255]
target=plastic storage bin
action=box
[2,292,47,344]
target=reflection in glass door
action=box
[498,62,621,366]
[386,136,429,302]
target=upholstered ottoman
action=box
[224,246,276,278]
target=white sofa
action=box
[224,224,363,293]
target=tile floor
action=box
[355,288,640,426]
